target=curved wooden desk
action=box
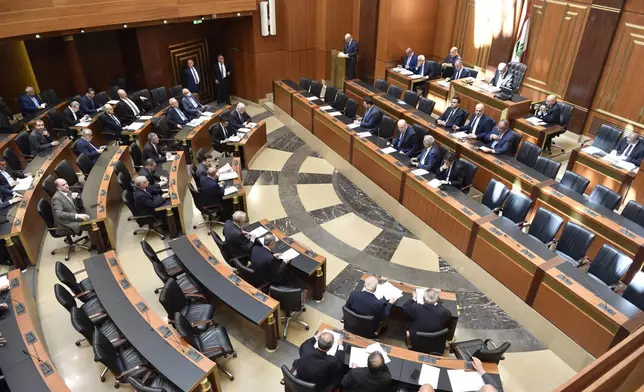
[273,79,304,117]
[226,121,268,169]
[218,157,247,213]
[344,79,386,117]
[174,105,229,164]
[155,151,188,238]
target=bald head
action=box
[263,233,276,248]
[498,120,510,133]
[364,276,379,292]
[449,47,459,56]
[182,88,190,96]
[117,89,127,99]
[318,332,334,351]
[345,33,352,41]
[475,103,485,116]
[405,48,413,56]
[419,385,436,392]
[546,95,557,107]
[367,352,384,372]
[397,119,408,133]
[169,98,178,107]
[498,63,507,73]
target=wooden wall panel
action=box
[356,0,379,82]
[76,30,126,92]
[0,41,39,113]
[454,0,490,70]
[432,0,459,62]
[25,37,76,99]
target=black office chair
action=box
[174,312,236,381]
[92,327,149,388]
[129,142,144,169]
[150,87,168,106]
[374,79,389,93]
[190,165,202,189]
[269,286,309,339]
[559,170,590,194]
[47,110,69,138]
[324,86,338,104]
[211,231,245,265]
[418,98,436,115]
[55,160,84,190]
[481,179,510,212]
[515,141,542,168]
[281,365,316,392]
[387,85,403,99]
[188,184,223,234]
[231,257,270,290]
[140,239,184,277]
[524,207,564,245]
[507,62,527,92]
[122,190,165,240]
[168,85,182,99]
[587,244,633,288]
[621,200,644,228]
[38,199,91,261]
[500,192,533,224]
[406,328,449,355]
[107,85,120,100]
[55,261,95,302]
[533,156,561,180]
[40,89,60,105]
[3,148,24,171]
[426,61,442,79]
[344,98,358,119]
[299,78,312,91]
[117,172,133,192]
[127,375,182,392]
[76,153,94,176]
[553,222,595,267]
[411,124,428,156]
[309,81,322,98]
[159,278,215,332]
[95,91,110,106]
[342,306,383,339]
[403,90,419,107]
[450,339,511,364]
[458,159,478,194]
[466,68,478,79]
[54,283,107,324]
[549,102,574,153]
[15,131,33,158]
[150,255,201,295]
[592,124,623,153]
[332,92,348,112]
[588,184,622,210]
[42,174,58,197]
[622,271,644,311]
[377,115,396,140]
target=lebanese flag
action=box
[512,0,532,63]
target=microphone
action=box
[165,327,187,354]
[0,206,19,225]
[142,305,154,332]
[579,271,612,316]
[22,347,53,375]
[89,203,101,208]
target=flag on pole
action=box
[512,0,532,63]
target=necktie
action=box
[405,55,411,68]
[110,114,120,126]
[222,124,227,138]
[72,110,77,121]
[191,67,199,84]
[220,63,225,79]
[471,116,480,135]
[125,99,140,116]
[31,96,39,106]
[446,166,452,183]
[89,98,94,109]
[177,108,186,121]
[446,109,455,124]
[492,133,501,149]
[456,69,461,80]
[190,97,198,108]
[624,144,635,157]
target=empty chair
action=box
[450,339,511,364]
[122,190,164,240]
[481,179,510,211]
[299,78,312,91]
[323,86,337,104]
[593,124,623,153]
[588,184,622,210]
[95,91,110,106]
[76,153,93,176]
[332,92,347,112]
[281,365,316,392]
[129,142,143,169]
[425,61,442,79]
[15,131,33,157]
[418,98,436,115]
[117,172,133,192]
[190,164,201,189]
[158,278,214,332]
[344,98,358,119]
[174,312,235,380]
[309,81,322,98]
[55,161,83,190]
[42,174,58,197]
[92,328,149,388]
[622,271,644,311]
[188,184,223,234]
[411,124,428,156]
[406,328,449,355]
[515,141,542,168]
[559,170,590,194]
[466,68,478,79]
[621,200,644,228]
[374,79,389,92]
[458,159,478,194]
[501,192,533,224]
[342,306,383,339]
[55,261,94,302]
[387,85,403,99]
[38,199,91,261]
[40,89,59,105]
[150,87,168,105]
[141,239,184,277]
[168,85,182,99]
[3,148,23,171]
[525,207,564,245]
[533,156,561,180]
[403,90,419,107]
[54,283,106,324]
[377,115,396,140]
[587,244,633,287]
[553,222,595,267]
[70,307,124,351]
[127,375,182,392]
[506,62,527,91]
[150,252,201,295]
[269,286,308,339]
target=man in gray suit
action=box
[181,88,213,119]
[52,179,89,235]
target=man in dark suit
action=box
[80,88,99,116]
[345,276,398,325]
[344,33,359,80]
[29,120,59,153]
[402,289,452,337]
[133,175,169,218]
[99,104,126,139]
[182,59,201,94]
[341,351,391,392]
[115,89,142,126]
[412,135,441,173]
[138,158,167,194]
[401,47,418,70]
[536,95,561,125]
[223,211,260,258]
[52,179,90,235]
[480,120,519,156]
[201,167,233,220]
[210,114,235,155]
[213,54,232,105]
[181,88,212,119]
[437,97,467,128]
[0,157,28,198]
[230,103,252,132]
[357,97,382,132]
[391,120,418,158]
[454,103,496,140]
[249,234,289,285]
[611,133,644,166]
[142,133,167,163]
[166,98,191,130]
[435,153,465,188]
[490,62,513,89]
[441,47,461,78]
[195,154,214,179]
[18,87,46,116]
[76,129,105,164]
[450,60,471,80]
[296,331,346,392]
[63,101,89,130]
[414,55,432,95]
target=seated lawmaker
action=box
[414,55,432,95]
[437,97,467,128]
[80,88,100,116]
[19,86,46,116]
[181,88,212,119]
[0,156,29,188]
[536,95,561,125]
[52,179,90,235]
[441,47,461,78]
[490,63,512,89]
[210,114,235,156]
[341,351,391,392]
[230,103,252,132]
[391,120,417,158]
[133,175,169,218]
[64,101,89,130]
[454,103,496,140]
[99,104,126,138]
[401,47,418,70]
[29,120,59,153]
[296,331,345,391]
[166,98,190,130]
[345,276,397,326]
[115,89,142,125]
[142,133,167,163]
[201,167,233,220]
[403,289,452,338]
[412,135,441,173]
[479,120,518,155]
[249,233,289,286]
[450,60,471,81]
[610,133,644,166]
[76,129,106,164]
[196,154,214,179]
[435,153,465,188]
[223,211,260,258]
[138,158,167,194]
[473,357,501,392]
[355,97,382,131]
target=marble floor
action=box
[29,98,587,392]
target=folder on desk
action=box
[138,115,153,120]
[218,172,238,181]
[418,364,440,387]
[447,369,484,392]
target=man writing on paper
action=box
[357,97,382,132]
[401,47,418,70]
[610,133,644,166]
[403,289,452,345]
[453,103,496,140]
[437,97,467,128]
[29,120,59,153]
[166,98,191,130]
[224,211,261,258]
[181,89,212,119]
[295,331,346,391]
[201,167,232,220]
[411,135,441,173]
[391,120,418,158]
[341,351,392,392]
[345,276,398,328]
[76,129,106,165]
[479,120,519,156]
[344,33,359,80]
[489,63,513,89]
[435,153,465,189]
[249,234,289,286]
[230,103,252,132]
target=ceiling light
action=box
[123,24,127,28]
[35,34,40,38]
[163,20,167,24]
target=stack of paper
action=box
[237,128,251,134]
[364,281,402,301]
[107,100,120,105]
[202,111,215,117]
[329,111,342,117]
[411,168,429,176]
[75,120,92,127]
[409,74,424,79]
[526,116,546,126]
[314,329,342,356]
[438,80,451,87]
[188,119,203,127]
[604,157,637,171]
[126,122,145,130]
[428,178,444,188]
[218,163,232,173]
[396,100,406,105]
[348,123,360,129]
[399,69,413,75]
[451,131,469,139]
[13,177,33,192]
[247,122,258,128]
[447,369,484,392]
[224,186,238,196]
[380,146,397,154]
[139,115,153,120]
[365,343,391,364]
[306,96,319,101]
[415,288,427,304]
[418,364,440,387]
[349,347,369,368]
[249,226,268,238]
[582,145,604,155]
[320,105,333,111]
[280,248,300,262]
[199,116,211,122]
[357,131,372,138]
[219,172,239,181]
[228,135,242,143]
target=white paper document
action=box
[307,96,319,101]
[349,347,369,368]
[526,116,546,126]
[379,281,403,300]
[418,364,441,387]
[603,156,637,171]
[0,276,9,291]
[227,135,242,143]
[217,163,232,174]
[249,226,268,238]
[280,248,300,262]
[399,69,413,75]
[138,115,153,120]
[75,121,92,127]
[348,123,360,129]
[357,131,372,138]
[329,111,342,117]
[428,178,444,188]
[320,105,333,111]
[107,100,120,105]
[581,145,604,155]
[199,116,211,122]
[218,172,239,181]
[126,122,145,130]
[409,74,424,79]
[411,168,429,176]
[224,186,238,196]
[451,131,470,139]
[438,80,451,88]
[202,111,215,117]
[380,146,397,154]
[247,122,258,128]
[447,369,484,392]
[188,119,203,127]
[13,177,33,192]
[314,329,342,356]
[397,100,406,105]
[415,288,428,304]
[237,128,251,134]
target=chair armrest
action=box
[154,247,172,254]
[47,227,72,233]
[116,365,150,381]
[127,214,156,221]
[257,281,271,292]
[374,322,385,338]
[185,293,207,300]
[190,319,215,327]
[166,266,184,276]
[74,290,93,299]
[201,346,224,356]
[492,207,502,214]
[109,337,128,348]
[460,185,473,192]
[405,330,411,349]
[88,312,108,323]
[484,339,498,350]
[576,256,591,267]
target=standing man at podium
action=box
[344,33,359,80]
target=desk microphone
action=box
[142,305,154,332]
[579,271,611,315]
[89,203,101,208]
[166,327,187,354]
[22,347,53,375]
[0,207,19,225]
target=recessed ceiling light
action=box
[80,29,85,33]
[163,20,167,24]
[35,34,40,38]
[123,24,127,28]
[237,13,241,16]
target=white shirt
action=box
[405,54,413,69]
[189,96,199,108]
[470,115,481,135]
[495,72,507,87]
[219,63,226,79]
[30,96,39,106]
[190,67,200,84]
[175,108,187,121]
[0,170,14,186]
[622,142,637,158]
[122,98,140,116]
[69,108,78,122]
[109,114,121,125]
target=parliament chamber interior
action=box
[0,0,643,391]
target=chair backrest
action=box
[15,131,32,156]
[426,61,441,78]
[211,231,233,262]
[168,85,182,98]
[118,172,133,192]
[140,239,162,264]
[593,124,623,153]
[411,124,428,152]
[130,142,143,168]
[173,312,199,349]
[472,342,511,364]
[622,271,644,311]
[92,328,120,374]
[621,200,644,228]
[151,116,172,139]
[190,165,201,189]
[403,90,419,107]
[559,102,573,130]
[418,98,436,115]
[588,244,633,286]
[506,62,527,91]
[150,87,168,105]
[502,192,533,224]
[54,283,76,313]
[122,189,139,216]
[324,86,338,104]
[588,184,622,210]
[332,92,348,111]
[188,183,206,212]
[40,89,59,105]
[560,170,590,194]
[344,98,358,119]
[158,278,186,321]
[269,286,303,313]
[309,81,322,98]
[55,261,81,294]
[411,328,449,355]
[378,115,396,140]
[113,160,128,176]
[232,257,262,287]
[107,85,120,100]
[55,160,79,186]
[342,306,380,338]
[76,153,93,176]
[281,365,316,392]
[37,198,56,228]
[528,207,564,245]
[151,256,171,284]
[459,159,477,194]
[516,141,542,168]
[127,376,166,392]
[374,79,389,92]
[482,179,510,210]
[466,68,478,79]
[3,148,22,170]
[195,148,206,163]
[95,91,109,106]
[533,156,561,180]
[70,307,94,343]
[387,85,403,99]
[557,221,595,262]
[43,174,58,197]
[71,138,82,156]
[299,78,312,91]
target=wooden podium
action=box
[330,50,346,89]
